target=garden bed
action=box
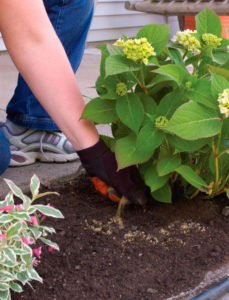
[12,174,229,300]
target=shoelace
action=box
[40,132,50,161]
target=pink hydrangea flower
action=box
[0,205,14,212]
[33,247,42,259]
[30,216,38,226]
[32,258,38,265]
[22,236,34,245]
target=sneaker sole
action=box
[10,151,78,167]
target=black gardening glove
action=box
[77,140,148,206]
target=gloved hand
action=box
[77,140,148,206]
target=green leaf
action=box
[0,289,9,300]
[3,248,16,265]
[0,283,9,292]
[165,102,221,140]
[107,45,124,56]
[27,267,43,283]
[196,8,222,37]
[151,183,172,203]
[30,174,40,199]
[40,237,59,251]
[212,49,229,65]
[138,93,157,115]
[9,282,23,293]
[167,135,210,152]
[211,73,229,99]
[155,65,190,87]
[186,79,217,109]
[29,227,42,239]
[207,64,229,82]
[6,222,22,239]
[116,94,144,133]
[136,24,170,54]
[11,212,31,222]
[144,165,169,193]
[115,134,153,169]
[4,179,26,202]
[15,272,29,285]
[157,155,181,176]
[33,204,64,218]
[0,215,13,224]
[176,165,209,192]
[82,98,118,124]
[105,55,140,76]
[157,90,183,118]
[136,125,164,153]
[168,47,185,67]
[0,271,15,282]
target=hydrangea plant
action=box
[0,175,63,299]
[82,8,229,203]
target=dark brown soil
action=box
[12,174,229,300]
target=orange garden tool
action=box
[91,177,121,203]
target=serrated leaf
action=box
[157,155,181,176]
[116,94,144,133]
[136,24,170,54]
[176,165,209,192]
[144,165,169,193]
[165,102,221,140]
[105,55,140,76]
[211,73,229,99]
[82,98,118,124]
[168,47,185,67]
[207,64,229,82]
[196,8,222,37]
[186,79,217,109]
[151,183,172,203]
[115,134,153,169]
[155,65,190,87]
[33,205,64,218]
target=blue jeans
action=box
[6,0,94,130]
[0,130,11,175]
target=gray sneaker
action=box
[0,121,78,166]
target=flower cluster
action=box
[116,82,128,96]
[202,33,222,48]
[218,89,229,117]
[172,29,201,54]
[114,37,156,64]
[155,116,169,128]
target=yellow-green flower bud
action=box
[185,81,192,89]
[202,33,222,48]
[114,37,156,64]
[218,89,229,117]
[116,82,128,96]
[155,116,169,128]
[172,29,201,54]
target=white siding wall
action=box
[0,34,6,51]
[87,0,167,42]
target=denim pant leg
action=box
[6,0,94,131]
[0,130,11,175]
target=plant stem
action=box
[183,50,188,59]
[215,131,222,187]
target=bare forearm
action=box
[0,0,99,149]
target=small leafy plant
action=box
[83,8,229,203]
[0,175,63,299]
